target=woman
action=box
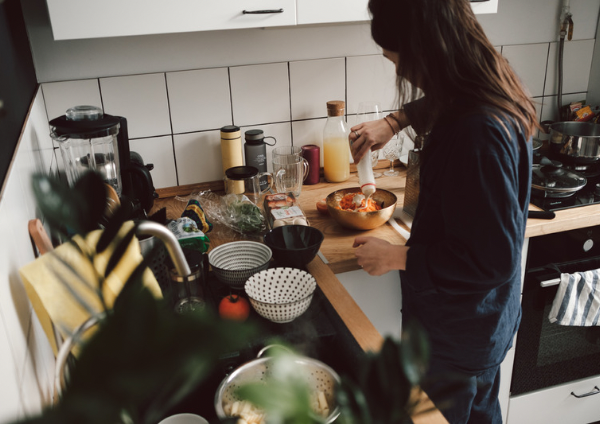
[350,0,539,423]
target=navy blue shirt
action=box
[400,106,532,374]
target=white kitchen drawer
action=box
[507,374,600,424]
[46,0,296,40]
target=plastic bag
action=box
[179,191,266,235]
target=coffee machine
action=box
[50,105,157,219]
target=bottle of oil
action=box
[323,101,350,182]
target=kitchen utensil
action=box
[214,345,341,423]
[301,144,321,185]
[549,121,600,162]
[208,241,272,289]
[224,166,273,205]
[263,225,324,269]
[244,129,276,191]
[272,146,310,197]
[159,413,208,424]
[50,105,156,217]
[527,210,556,220]
[326,187,397,230]
[245,267,316,323]
[28,218,54,256]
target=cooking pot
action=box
[531,157,587,198]
[549,121,600,162]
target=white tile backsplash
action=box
[166,68,232,134]
[545,39,596,97]
[289,58,346,120]
[173,130,223,185]
[229,63,291,126]
[292,118,328,165]
[100,73,172,139]
[502,43,550,98]
[347,55,398,114]
[129,136,177,188]
[41,79,102,124]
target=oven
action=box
[508,225,600,423]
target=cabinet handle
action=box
[243,8,284,14]
[540,278,560,288]
[571,386,600,398]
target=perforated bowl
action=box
[245,267,316,323]
[214,346,341,423]
[208,241,272,289]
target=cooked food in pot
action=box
[336,192,382,212]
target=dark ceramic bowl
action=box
[263,225,324,268]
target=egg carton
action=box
[263,192,310,230]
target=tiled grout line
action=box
[163,73,179,186]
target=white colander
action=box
[214,346,341,423]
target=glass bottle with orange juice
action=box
[323,101,350,183]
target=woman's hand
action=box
[353,236,409,275]
[349,118,395,163]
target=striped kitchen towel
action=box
[548,269,600,326]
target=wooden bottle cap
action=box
[326,100,345,117]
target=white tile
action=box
[166,68,232,134]
[129,136,177,189]
[25,90,55,176]
[0,308,22,423]
[292,118,327,165]
[229,63,290,126]
[239,123,292,174]
[347,55,398,114]
[173,130,223,185]
[19,313,55,419]
[100,74,171,139]
[41,79,102,123]
[545,39,595,97]
[502,43,549,97]
[289,58,345,120]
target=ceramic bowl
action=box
[208,241,272,289]
[245,267,317,323]
[263,225,324,268]
[326,187,397,230]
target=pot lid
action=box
[532,163,587,193]
[225,166,258,180]
[49,105,120,139]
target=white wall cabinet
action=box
[46,0,497,41]
[46,0,297,40]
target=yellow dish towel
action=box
[20,221,162,355]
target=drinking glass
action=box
[370,149,383,178]
[382,132,405,177]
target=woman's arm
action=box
[350,110,409,162]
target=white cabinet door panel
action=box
[47,0,297,40]
[297,0,369,25]
[507,374,600,424]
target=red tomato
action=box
[218,294,251,322]
[316,199,329,215]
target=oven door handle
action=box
[571,386,600,399]
[540,278,561,288]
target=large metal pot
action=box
[549,121,600,161]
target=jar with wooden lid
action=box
[220,125,244,193]
[323,101,350,182]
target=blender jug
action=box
[50,105,123,196]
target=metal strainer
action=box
[214,346,341,423]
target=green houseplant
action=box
[22,171,452,424]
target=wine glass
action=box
[371,149,383,178]
[382,132,405,177]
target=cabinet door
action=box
[297,0,497,26]
[47,0,297,40]
[297,0,369,26]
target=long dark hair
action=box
[369,0,539,139]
